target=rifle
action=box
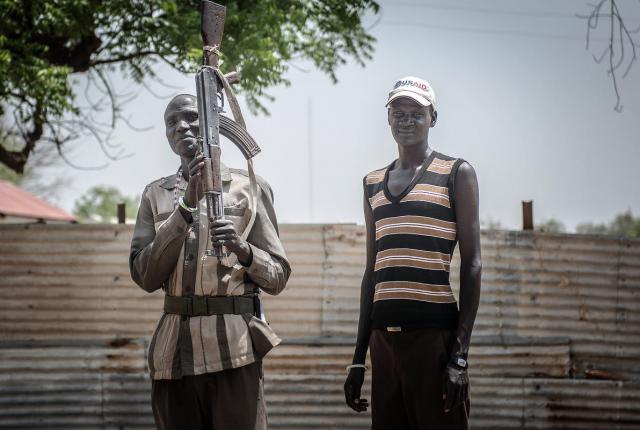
[196,0,261,258]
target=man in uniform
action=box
[344,77,482,429]
[130,94,290,430]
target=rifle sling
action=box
[214,67,246,129]
[214,68,260,240]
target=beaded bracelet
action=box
[346,364,368,372]
[178,196,198,213]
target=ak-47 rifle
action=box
[197,1,264,320]
[196,0,261,258]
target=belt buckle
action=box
[386,326,402,332]
[192,296,208,316]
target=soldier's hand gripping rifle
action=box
[196,0,261,258]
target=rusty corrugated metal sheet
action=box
[266,225,640,380]
[1,340,638,429]
[0,340,149,429]
[0,224,160,340]
[263,224,325,337]
[0,223,638,428]
[265,336,570,378]
[0,223,637,379]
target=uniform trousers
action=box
[370,328,470,430]
[151,362,267,430]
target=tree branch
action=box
[581,0,638,112]
[89,51,160,67]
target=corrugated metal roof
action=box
[0,223,638,428]
[0,181,76,222]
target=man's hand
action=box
[443,363,469,413]
[344,368,369,412]
[210,219,252,266]
[183,152,205,208]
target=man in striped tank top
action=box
[344,77,482,429]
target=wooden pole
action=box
[522,200,533,231]
[117,203,126,224]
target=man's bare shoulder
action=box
[454,162,477,190]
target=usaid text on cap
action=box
[394,80,430,91]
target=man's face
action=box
[165,95,199,159]
[388,97,435,147]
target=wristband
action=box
[450,356,468,369]
[178,196,198,213]
[346,364,368,372]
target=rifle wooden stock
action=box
[200,1,225,67]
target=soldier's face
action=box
[165,96,200,159]
[388,98,435,147]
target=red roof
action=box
[0,181,76,222]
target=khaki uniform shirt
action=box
[130,163,290,380]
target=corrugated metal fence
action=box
[0,224,638,429]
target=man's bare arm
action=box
[452,162,482,357]
[352,192,377,365]
[443,161,481,412]
[344,190,376,412]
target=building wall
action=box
[0,224,638,428]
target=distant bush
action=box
[576,210,640,238]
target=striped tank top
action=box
[364,150,465,329]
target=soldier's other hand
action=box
[184,152,204,207]
[442,363,469,413]
[210,219,252,265]
[344,368,368,413]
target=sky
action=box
[39,0,640,230]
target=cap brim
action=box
[385,91,432,108]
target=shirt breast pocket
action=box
[223,197,250,239]
[224,197,248,217]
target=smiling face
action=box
[387,97,436,148]
[164,94,199,160]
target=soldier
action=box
[344,77,482,429]
[130,94,290,430]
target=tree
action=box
[0,0,379,173]
[73,185,138,223]
[0,134,70,203]
[576,210,640,238]
[579,0,639,112]
[535,218,566,234]
[480,217,503,231]
[575,222,608,235]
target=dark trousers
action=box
[370,328,470,430]
[151,362,267,430]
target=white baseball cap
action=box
[386,76,436,109]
